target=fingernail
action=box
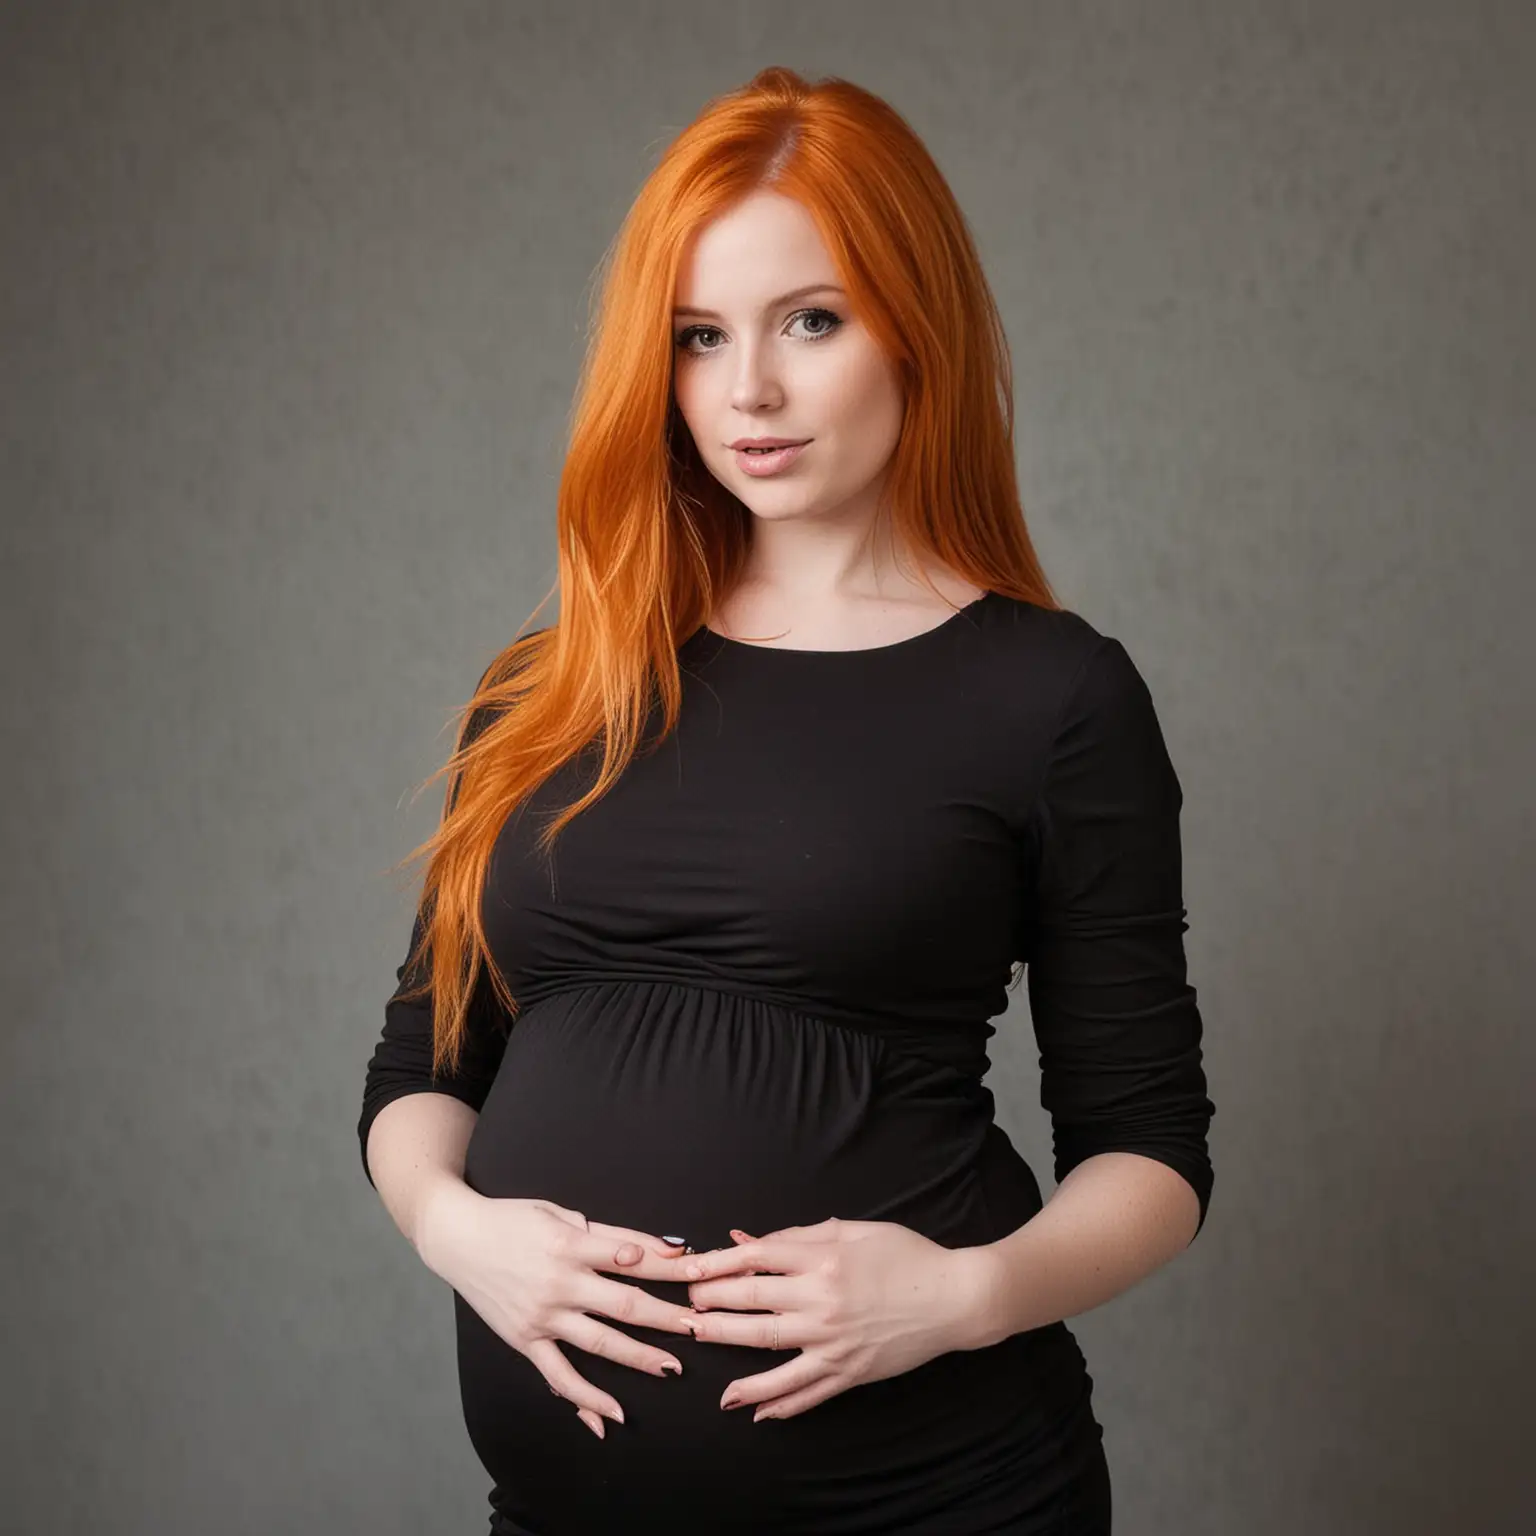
[661,1233,687,1247]
[580,1411,604,1439]
[753,1407,773,1423]
[660,1359,682,1375]
[731,1228,754,1241]
[720,1392,741,1410]
[605,1404,625,1425]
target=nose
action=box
[729,340,783,414]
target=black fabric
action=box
[358,591,1212,1533]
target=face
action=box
[671,190,905,530]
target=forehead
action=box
[673,192,840,312]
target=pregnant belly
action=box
[463,978,1011,1244]
[455,980,1083,1533]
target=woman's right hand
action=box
[417,1181,700,1440]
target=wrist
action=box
[413,1174,482,1280]
[945,1243,1010,1353]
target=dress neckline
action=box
[691,591,995,657]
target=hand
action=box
[420,1183,702,1440]
[683,1217,995,1422]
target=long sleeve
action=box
[356,906,512,1189]
[1023,636,1216,1237]
[356,683,514,1190]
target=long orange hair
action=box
[391,65,1062,1079]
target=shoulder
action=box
[978,595,1169,756]
[977,593,1119,701]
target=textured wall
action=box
[2,2,1531,1531]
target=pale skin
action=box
[675,1153,1199,1422]
[387,187,1202,1438]
[670,185,984,644]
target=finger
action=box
[612,1251,715,1283]
[524,1337,626,1427]
[689,1272,797,1313]
[754,1218,843,1243]
[556,1295,692,1374]
[572,1274,699,1351]
[578,1230,707,1283]
[719,1356,824,1410]
[753,1376,844,1422]
[574,1222,694,1284]
[576,1408,606,1440]
[559,1308,688,1384]
[586,1220,690,1261]
[726,1232,782,1270]
[686,1307,797,1351]
[683,1239,808,1282]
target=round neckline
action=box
[692,590,994,657]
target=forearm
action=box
[956,1152,1202,1350]
[364,1091,482,1264]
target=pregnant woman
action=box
[358,65,1214,1535]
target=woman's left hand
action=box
[682,1217,997,1422]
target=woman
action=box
[359,66,1214,1534]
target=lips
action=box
[732,441,809,475]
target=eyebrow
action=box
[672,283,846,320]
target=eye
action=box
[673,307,844,356]
[674,324,724,355]
[789,307,842,341]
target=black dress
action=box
[358,591,1214,1535]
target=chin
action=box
[735,495,820,521]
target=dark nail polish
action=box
[661,1234,687,1247]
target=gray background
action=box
[3,1,1531,1531]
